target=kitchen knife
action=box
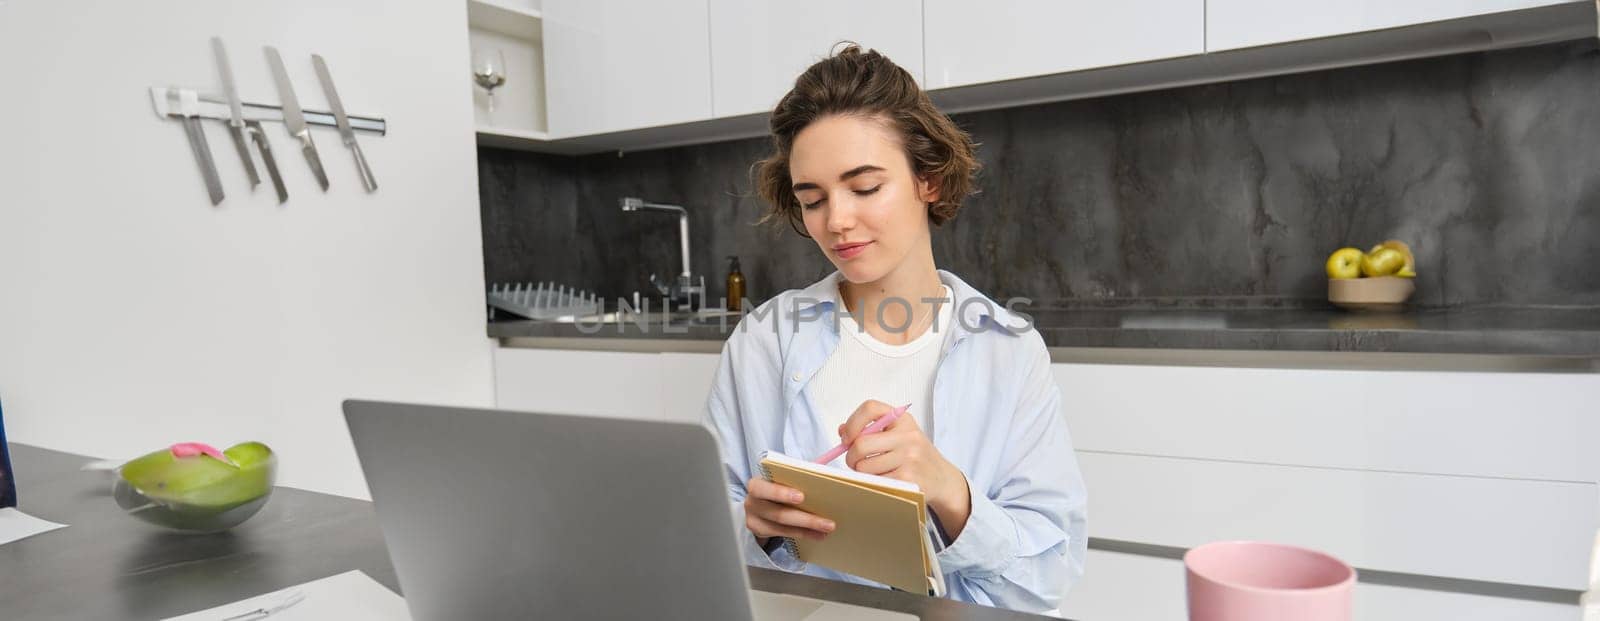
[168,89,225,205]
[264,46,329,191]
[311,54,377,192]
[210,37,259,188]
[246,120,287,203]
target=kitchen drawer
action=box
[1079,451,1596,589]
[1054,363,1600,482]
[1062,548,1578,621]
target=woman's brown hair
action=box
[755,44,979,238]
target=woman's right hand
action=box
[743,476,836,545]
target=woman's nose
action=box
[826,196,856,232]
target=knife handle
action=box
[247,121,287,204]
[227,124,261,188]
[349,140,377,192]
[180,117,225,205]
[297,133,330,192]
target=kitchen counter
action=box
[488,305,1600,362]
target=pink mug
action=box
[1185,541,1355,621]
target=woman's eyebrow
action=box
[838,164,886,181]
[792,165,888,191]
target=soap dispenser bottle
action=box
[725,256,745,312]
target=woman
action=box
[702,45,1087,614]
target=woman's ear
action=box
[916,175,942,205]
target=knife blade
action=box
[168,89,225,205]
[264,46,329,191]
[311,54,377,192]
[246,120,287,203]
[211,37,259,188]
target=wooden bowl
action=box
[1328,276,1415,311]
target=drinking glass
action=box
[472,47,508,115]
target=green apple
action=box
[1361,247,1405,277]
[119,442,275,510]
[1325,248,1364,279]
[1372,240,1416,278]
[224,442,273,468]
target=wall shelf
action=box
[467,0,542,40]
[477,126,549,141]
[466,0,547,142]
[475,111,769,156]
[476,126,552,151]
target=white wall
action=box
[0,0,495,498]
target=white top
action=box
[810,282,955,465]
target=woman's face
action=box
[790,115,939,284]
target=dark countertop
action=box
[1,443,1055,620]
[488,305,1600,358]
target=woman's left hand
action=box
[839,400,972,538]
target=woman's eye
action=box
[800,185,879,209]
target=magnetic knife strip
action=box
[149,87,386,136]
[149,85,385,204]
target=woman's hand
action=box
[840,400,973,538]
[743,476,836,546]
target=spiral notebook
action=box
[758,451,946,596]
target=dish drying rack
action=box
[487,282,601,320]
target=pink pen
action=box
[814,403,911,464]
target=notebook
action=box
[0,396,13,508]
[758,451,946,596]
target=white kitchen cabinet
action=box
[658,352,723,423]
[493,348,722,423]
[922,0,1204,90]
[1054,364,1600,482]
[541,0,713,138]
[1062,549,1190,620]
[491,0,1591,152]
[494,347,666,418]
[708,0,923,118]
[1078,451,1594,589]
[1055,361,1600,616]
[1206,0,1577,52]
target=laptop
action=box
[343,400,915,621]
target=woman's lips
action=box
[834,241,872,259]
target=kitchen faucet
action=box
[620,197,704,310]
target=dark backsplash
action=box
[479,40,1600,309]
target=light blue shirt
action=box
[702,269,1088,613]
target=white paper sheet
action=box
[0,507,67,545]
[161,570,411,621]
